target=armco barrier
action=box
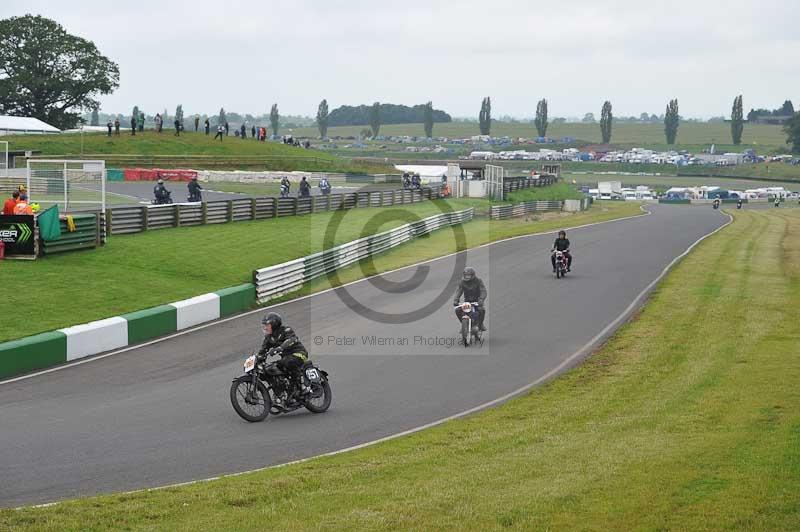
[107,185,442,235]
[254,208,474,304]
[0,283,257,380]
[488,197,593,220]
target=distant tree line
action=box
[747,100,794,121]
[327,103,451,127]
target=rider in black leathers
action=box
[258,312,311,397]
[153,179,171,204]
[453,267,487,331]
[551,230,572,272]
[187,176,203,202]
[299,176,311,198]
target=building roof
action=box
[0,115,60,133]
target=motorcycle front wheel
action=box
[305,380,332,413]
[461,318,471,346]
[230,377,271,422]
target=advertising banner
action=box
[0,215,35,257]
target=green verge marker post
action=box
[0,331,67,379]
[122,305,178,345]
[216,284,257,317]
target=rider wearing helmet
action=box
[187,175,203,201]
[551,230,572,272]
[153,179,169,203]
[258,312,311,395]
[453,267,487,331]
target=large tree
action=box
[175,104,183,128]
[316,99,329,138]
[423,101,434,138]
[534,98,548,137]
[664,98,680,145]
[218,107,226,126]
[270,103,279,136]
[369,101,381,137]
[780,100,795,116]
[90,108,99,126]
[785,112,800,153]
[0,15,119,129]
[731,95,744,145]
[600,100,613,143]
[479,97,492,135]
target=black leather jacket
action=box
[553,237,570,251]
[453,278,487,306]
[258,325,307,358]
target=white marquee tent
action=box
[0,115,60,135]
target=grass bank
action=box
[506,181,585,202]
[8,131,391,173]
[0,200,636,343]
[4,208,798,530]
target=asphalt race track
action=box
[0,205,727,507]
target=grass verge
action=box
[3,207,798,530]
[0,200,637,343]
[506,181,585,202]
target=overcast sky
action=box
[3,0,798,119]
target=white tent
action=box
[0,115,60,135]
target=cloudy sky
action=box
[3,0,798,119]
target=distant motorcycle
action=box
[187,191,202,202]
[152,190,173,205]
[230,348,332,422]
[712,200,720,210]
[552,250,568,279]
[454,301,483,347]
[280,183,290,198]
[736,200,743,210]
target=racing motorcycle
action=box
[455,301,483,347]
[230,348,332,422]
[553,250,568,279]
[280,183,290,198]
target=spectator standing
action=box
[139,112,145,131]
[251,125,256,139]
[204,118,210,135]
[214,124,224,141]
[240,123,246,139]
[114,118,120,135]
[224,121,230,136]
[194,115,200,132]
[174,117,181,136]
[130,115,137,135]
[106,120,113,137]
[154,113,162,133]
[3,191,19,215]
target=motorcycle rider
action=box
[187,175,203,202]
[551,230,572,272]
[258,312,311,400]
[453,267,487,331]
[153,179,170,204]
[319,175,331,195]
[736,198,743,209]
[280,176,291,197]
[713,198,720,209]
[411,173,421,190]
[402,172,412,189]
[299,176,311,198]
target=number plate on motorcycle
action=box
[243,355,256,373]
[305,367,321,382]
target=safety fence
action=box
[489,197,592,220]
[254,208,474,303]
[503,175,558,196]
[41,212,105,255]
[106,185,442,235]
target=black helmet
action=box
[462,267,476,281]
[261,312,282,331]
[558,230,566,237]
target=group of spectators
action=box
[2,186,35,215]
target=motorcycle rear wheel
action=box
[230,377,271,422]
[461,319,471,346]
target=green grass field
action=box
[0,198,630,343]
[7,131,391,173]
[292,121,792,153]
[506,182,585,201]
[3,207,798,530]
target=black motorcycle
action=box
[152,190,173,205]
[187,191,202,202]
[552,250,568,278]
[230,348,332,422]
